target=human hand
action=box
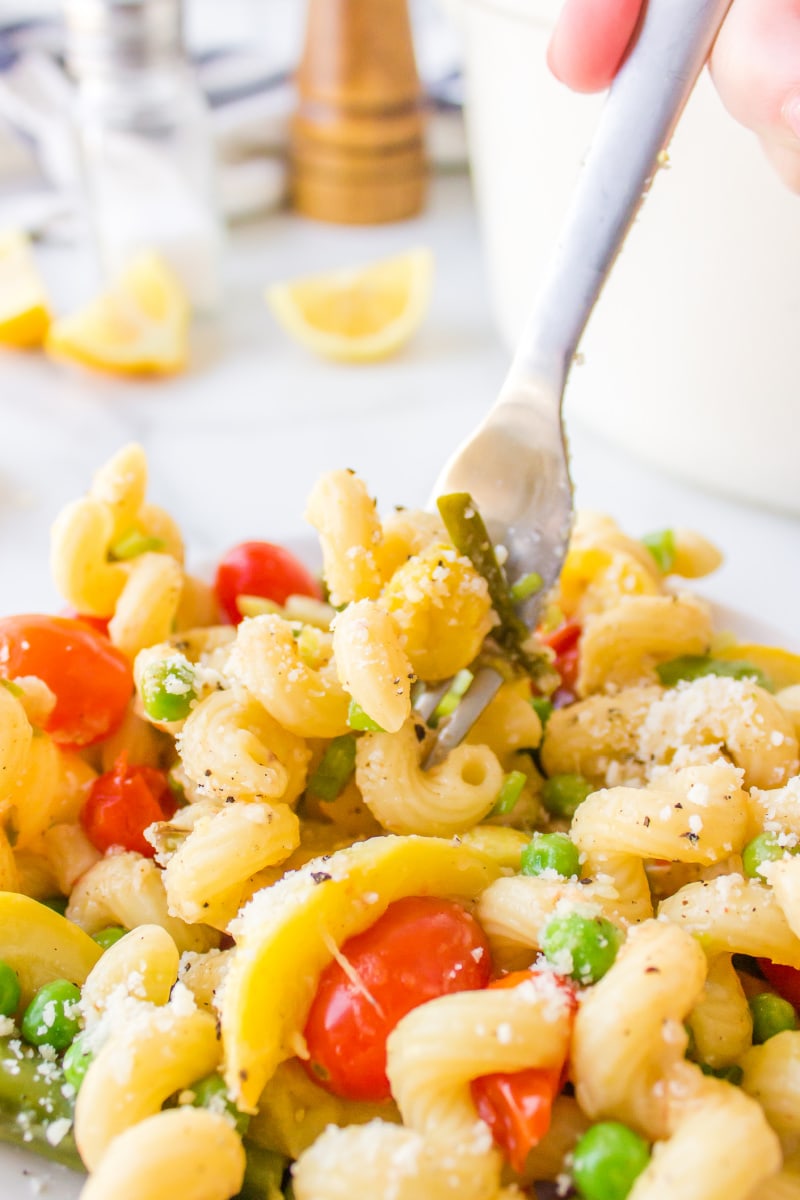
[547,0,800,192]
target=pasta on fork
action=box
[0,447,797,1200]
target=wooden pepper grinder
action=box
[290,0,427,224]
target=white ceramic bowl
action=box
[454,0,800,516]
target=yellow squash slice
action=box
[222,834,500,1110]
[0,891,102,1001]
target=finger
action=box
[761,137,800,193]
[710,0,800,145]
[547,0,644,93]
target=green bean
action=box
[306,735,357,802]
[0,1035,82,1172]
[656,655,772,691]
[238,1143,288,1200]
[347,701,384,733]
[640,529,676,574]
[436,492,549,678]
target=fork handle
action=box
[513,0,734,383]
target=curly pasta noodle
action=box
[577,593,713,695]
[332,600,414,733]
[542,677,799,789]
[66,852,218,953]
[740,1030,800,1153]
[81,925,179,1022]
[569,764,750,922]
[75,998,220,1169]
[388,971,572,1136]
[658,874,800,964]
[292,1120,502,1200]
[625,1066,781,1200]
[378,542,495,682]
[154,797,300,928]
[305,470,383,606]
[685,951,752,1068]
[177,688,310,805]
[572,921,707,1139]
[50,444,186,657]
[79,1106,245,1200]
[376,508,445,580]
[355,720,504,836]
[228,614,350,739]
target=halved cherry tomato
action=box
[541,622,582,692]
[214,541,322,625]
[60,607,111,637]
[303,896,492,1102]
[756,960,800,1010]
[80,753,177,858]
[0,615,132,747]
[470,969,576,1174]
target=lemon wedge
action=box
[0,230,51,349]
[267,248,433,363]
[46,252,190,376]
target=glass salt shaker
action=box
[63,0,223,311]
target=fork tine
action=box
[422,667,503,769]
[412,677,453,725]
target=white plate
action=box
[0,598,797,1198]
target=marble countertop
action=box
[1,174,798,640]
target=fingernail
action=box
[784,94,800,140]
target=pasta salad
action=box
[0,444,799,1200]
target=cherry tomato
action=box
[540,621,582,706]
[214,541,322,624]
[59,607,111,637]
[81,753,177,858]
[303,896,492,1102]
[470,970,576,1173]
[757,961,800,1010]
[0,615,132,747]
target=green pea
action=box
[541,773,593,819]
[188,1072,250,1136]
[0,961,21,1017]
[40,896,68,917]
[542,912,623,985]
[93,926,127,951]
[742,833,790,880]
[21,980,82,1051]
[62,1034,93,1091]
[141,656,197,723]
[749,992,798,1044]
[573,1121,650,1200]
[520,832,580,879]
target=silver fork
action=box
[423,0,734,764]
